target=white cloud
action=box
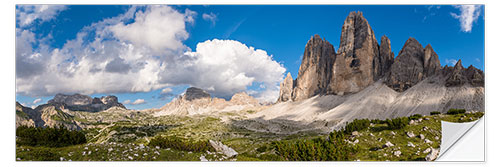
[16,5,285,103]
[202,12,217,25]
[445,58,458,66]
[475,58,480,63]
[32,98,42,104]
[131,99,146,105]
[16,5,190,96]
[450,5,482,32]
[123,100,131,104]
[161,87,173,94]
[16,5,67,27]
[110,5,191,53]
[181,39,286,100]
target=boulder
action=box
[406,131,415,138]
[383,141,394,148]
[393,150,401,157]
[425,148,439,161]
[407,142,415,147]
[209,140,238,158]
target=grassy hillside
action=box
[16,110,483,161]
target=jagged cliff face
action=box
[277,11,484,102]
[292,35,335,101]
[277,72,294,102]
[327,11,381,95]
[48,93,126,112]
[385,38,443,92]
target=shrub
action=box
[343,119,370,134]
[430,111,441,115]
[16,126,86,147]
[409,114,423,120]
[385,117,409,130]
[148,135,214,152]
[272,130,356,161]
[446,108,466,115]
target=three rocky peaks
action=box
[278,11,484,102]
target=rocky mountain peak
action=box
[277,72,294,102]
[454,59,464,70]
[385,37,427,92]
[230,92,260,106]
[292,34,335,101]
[423,44,441,76]
[46,93,125,112]
[182,87,211,101]
[377,35,395,79]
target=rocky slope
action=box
[154,87,261,116]
[16,102,36,128]
[16,94,127,130]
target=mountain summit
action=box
[278,11,484,102]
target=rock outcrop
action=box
[277,72,294,102]
[376,35,395,79]
[15,101,81,130]
[48,93,126,112]
[386,37,429,92]
[292,35,335,101]
[423,44,441,76]
[15,102,36,128]
[326,11,381,95]
[444,60,484,87]
[182,87,211,101]
[155,87,261,116]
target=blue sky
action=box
[15,5,484,110]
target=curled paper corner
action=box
[436,117,484,161]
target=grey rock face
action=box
[47,93,126,112]
[376,35,395,79]
[424,44,441,76]
[444,60,484,87]
[183,87,211,101]
[292,35,335,101]
[465,65,485,86]
[445,60,468,86]
[326,11,380,95]
[277,72,294,102]
[386,37,426,92]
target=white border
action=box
[3,0,499,167]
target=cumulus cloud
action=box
[450,5,482,32]
[445,58,458,66]
[180,39,286,100]
[16,5,190,96]
[32,98,42,104]
[16,5,286,103]
[131,99,146,105]
[16,5,67,27]
[202,12,217,25]
[110,5,191,53]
